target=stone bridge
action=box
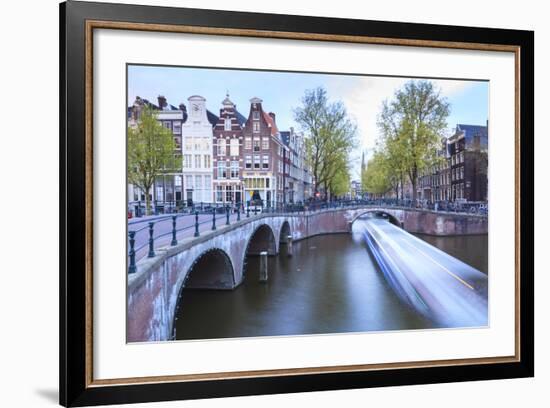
[127,206,487,342]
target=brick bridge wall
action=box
[127,207,487,342]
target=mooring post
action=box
[259,251,268,282]
[287,235,293,257]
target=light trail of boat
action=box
[358,215,488,328]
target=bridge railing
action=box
[127,199,368,273]
[127,198,488,274]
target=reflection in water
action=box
[414,234,488,274]
[175,219,488,340]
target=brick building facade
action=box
[212,94,247,204]
[242,97,285,205]
[418,123,488,203]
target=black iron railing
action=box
[127,199,488,274]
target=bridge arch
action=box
[171,247,235,339]
[279,220,291,243]
[241,223,278,280]
[245,223,278,256]
[182,248,235,290]
[352,209,402,227]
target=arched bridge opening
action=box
[183,248,235,290]
[354,210,402,227]
[172,248,235,340]
[279,221,291,244]
[246,224,278,256]
[242,224,278,282]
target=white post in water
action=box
[259,251,268,282]
[287,235,293,257]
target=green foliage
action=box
[294,87,357,199]
[128,106,176,214]
[328,155,351,197]
[362,151,393,196]
[376,80,450,201]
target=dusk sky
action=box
[128,64,489,179]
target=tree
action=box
[377,80,450,203]
[362,151,393,197]
[294,87,357,200]
[327,155,351,197]
[128,106,176,215]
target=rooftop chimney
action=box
[269,112,276,123]
[157,95,167,109]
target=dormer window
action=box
[253,111,260,120]
[253,122,260,133]
[224,119,231,131]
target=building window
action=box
[194,138,201,150]
[163,121,171,130]
[245,155,252,169]
[156,186,164,201]
[230,139,239,156]
[204,175,211,188]
[253,122,260,133]
[217,162,226,179]
[262,138,269,150]
[226,185,233,202]
[262,155,269,169]
[195,175,202,190]
[253,111,260,120]
[218,139,226,156]
[183,154,192,168]
[230,161,239,178]
[244,137,252,150]
[254,155,260,169]
[224,119,231,131]
[172,122,181,134]
[253,139,260,152]
[195,154,201,168]
[266,178,270,188]
[204,155,211,169]
[216,186,223,202]
[244,178,266,189]
[186,175,193,189]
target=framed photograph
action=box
[60,0,534,406]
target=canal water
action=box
[174,218,488,341]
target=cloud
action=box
[327,76,478,178]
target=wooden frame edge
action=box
[82,18,524,389]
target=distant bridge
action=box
[127,204,487,342]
